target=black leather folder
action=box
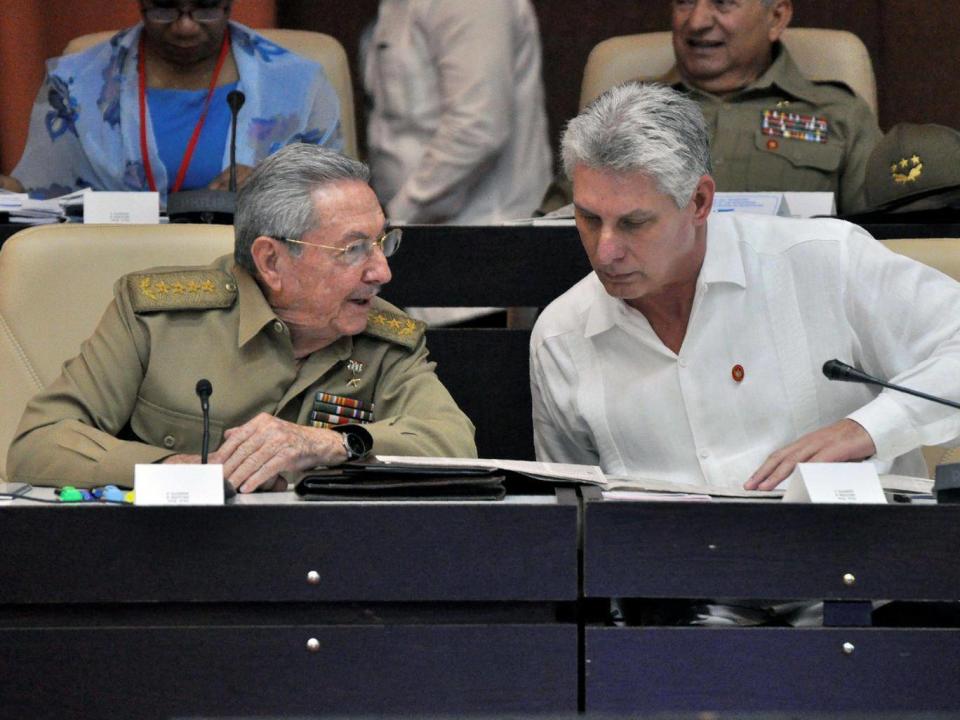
[294,460,506,501]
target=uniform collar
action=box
[231,259,284,348]
[582,213,746,338]
[666,43,818,103]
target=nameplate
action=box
[134,463,225,506]
[782,462,887,504]
[782,191,836,218]
[84,192,160,224]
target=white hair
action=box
[560,82,712,208]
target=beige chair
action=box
[579,28,878,115]
[0,224,234,479]
[881,238,960,474]
[64,29,357,159]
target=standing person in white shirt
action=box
[531,82,960,491]
[363,0,552,226]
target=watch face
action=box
[344,432,366,458]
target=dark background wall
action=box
[279,0,960,161]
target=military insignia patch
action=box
[364,309,425,350]
[890,154,923,184]
[761,109,829,144]
[346,359,365,388]
[128,270,237,313]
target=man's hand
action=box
[209,413,348,493]
[745,419,877,491]
[206,164,255,191]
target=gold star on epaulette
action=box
[128,269,238,313]
[364,308,425,350]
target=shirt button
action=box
[699,449,709,459]
[273,320,285,334]
[678,358,688,368]
[163,435,176,449]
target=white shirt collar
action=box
[582,213,747,338]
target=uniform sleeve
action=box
[841,230,960,458]
[837,97,882,214]
[530,332,600,466]
[385,0,515,222]
[6,287,174,489]
[364,335,478,458]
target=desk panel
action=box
[0,497,578,604]
[586,626,960,712]
[584,501,960,601]
[2,624,577,718]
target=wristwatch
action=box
[339,429,368,461]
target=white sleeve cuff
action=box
[846,391,921,462]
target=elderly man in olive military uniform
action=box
[7,145,477,493]
[665,0,881,213]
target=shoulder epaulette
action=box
[363,308,425,350]
[127,269,238,313]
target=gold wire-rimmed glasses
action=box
[277,228,402,266]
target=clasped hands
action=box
[163,413,348,493]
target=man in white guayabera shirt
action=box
[531,82,960,494]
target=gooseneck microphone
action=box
[226,90,246,193]
[195,379,213,464]
[822,359,960,410]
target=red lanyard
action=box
[137,29,231,193]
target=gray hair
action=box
[234,144,371,274]
[560,82,712,208]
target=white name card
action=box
[782,462,887,504]
[781,191,836,218]
[134,463,225,506]
[84,192,160,224]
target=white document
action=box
[134,463,225,506]
[712,192,788,217]
[782,462,887,504]
[84,191,160,224]
[374,455,607,484]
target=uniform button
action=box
[273,320,285,334]
[678,358,688,368]
[699,450,709,459]
[163,435,176,449]
[224,282,236,292]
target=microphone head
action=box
[822,359,853,381]
[226,90,246,112]
[195,379,213,398]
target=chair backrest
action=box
[579,28,878,115]
[63,28,357,159]
[881,237,960,474]
[0,224,234,478]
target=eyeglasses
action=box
[278,228,403,266]
[142,4,228,24]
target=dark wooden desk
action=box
[582,494,960,713]
[0,491,579,719]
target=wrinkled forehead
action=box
[308,180,385,237]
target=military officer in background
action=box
[664,0,881,213]
[7,144,477,493]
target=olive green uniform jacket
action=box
[7,255,477,488]
[663,43,882,214]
